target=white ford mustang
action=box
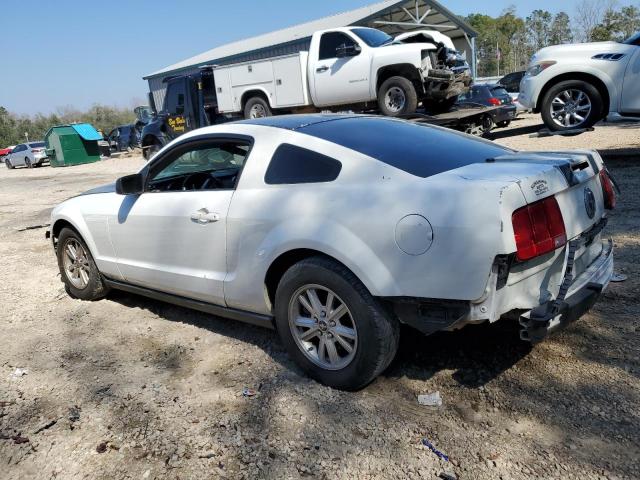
[48,115,616,390]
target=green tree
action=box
[526,10,553,50]
[549,12,574,45]
[592,6,640,41]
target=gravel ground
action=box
[1,117,639,480]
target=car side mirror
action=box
[116,173,144,195]
[336,44,361,58]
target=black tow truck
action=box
[141,66,502,159]
[141,68,221,159]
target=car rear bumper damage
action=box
[519,238,613,342]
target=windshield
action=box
[29,142,45,148]
[351,28,393,47]
[623,32,640,45]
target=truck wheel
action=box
[144,143,160,160]
[244,97,272,119]
[541,80,603,131]
[378,76,418,117]
[56,227,109,301]
[274,257,399,391]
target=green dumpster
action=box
[45,123,102,167]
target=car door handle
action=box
[316,65,329,73]
[190,208,220,224]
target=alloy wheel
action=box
[550,89,592,128]
[385,86,406,113]
[250,103,267,118]
[288,284,358,370]
[62,239,91,289]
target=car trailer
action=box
[401,104,504,137]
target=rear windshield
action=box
[29,142,45,148]
[490,87,510,97]
[299,117,512,178]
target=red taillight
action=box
[488,97,501,106]
[599,169,616,210]
[512,196,567,261]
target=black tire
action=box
[5,159,12,169]
[144,143,161,160]
[244,96,272,119]
[540,80,603,131]
[25,157,32,168]
[377,76,418,117]
[496,120,511,128]
[57,227,109,301]
[274,257,399,390]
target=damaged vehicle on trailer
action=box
[48,115,616,390]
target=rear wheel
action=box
[244,96,272,119]
[25,157,32,168]
[541,80,603,131]
[274,257,399,390]
[56,227,109,301]
[496,120,511,128]
[377,76,418,117]
[5,159,13,169]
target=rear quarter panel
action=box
[224,127,526,314]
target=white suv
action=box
[5,141,49,169]
[519,32,640,130]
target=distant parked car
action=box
[106,125,139,152]
[5,142,48,169]
[456,84,517,130]
[0,146,15,162]
[497,71,528,112]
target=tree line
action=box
[0,104,135,148]
[465,0,640,77]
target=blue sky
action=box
[0,0,606,114]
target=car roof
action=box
[239,113,363,131]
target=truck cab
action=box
[140,69,218,159]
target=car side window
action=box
[265,143,342,185]
[319,32,356,60]
[147,140,251,192]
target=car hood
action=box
[532,41,631,61]
[78,183,116,196]
[395,30,455,50]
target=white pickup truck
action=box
[213,27,472,118]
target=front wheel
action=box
[377,76,418,117]
[25,158,32,168]
[496,120,511,128]
[244,97,272,119]
[275,257,399,390]
[5,159,13,169]
[540,80,603,131]
[56,228,109,301]
[144,143,161,160]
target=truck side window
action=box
[319,32,356,60]
[264,144,342,184]
[166,81,186,116]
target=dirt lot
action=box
[1,115,639,480]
